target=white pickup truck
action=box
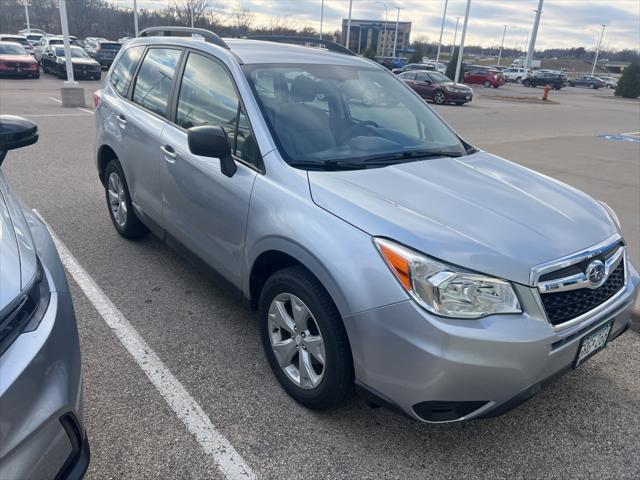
[501,67,532,83]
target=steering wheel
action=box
[339,120,380,142]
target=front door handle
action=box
[116,114,127,127]
[160,144,177,162]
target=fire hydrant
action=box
[542,84,552,101]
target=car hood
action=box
[0,54,36,62]
[444,82,471,90]
[0,171,38,312]
[308,151,617,286]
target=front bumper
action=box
[444,90,473,102]
[344,261,640,423]
[0,276,89,479]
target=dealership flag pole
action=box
[497,25,507,66]
[591,24,606,75]
[24,3,31,32]
[320,0,324,39]
[58,0,85,107]
[450,16,459,57]
[525,0,543,70]
[454,0,471,84]
[392,7,402,59]
[435,0,448,63]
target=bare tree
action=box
[169,0,211,27]
[232,8,254,35]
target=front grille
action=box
[540,261,625,325]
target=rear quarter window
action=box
[109,46,144,97]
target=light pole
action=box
[392,7,402,60]
[525,0,544,70]
[497,25,507,66]
[591,24,606,75]
[23,2,31,32]
[190,6,194,28]
[133,0,139,36]
[345,0,353,49]
[435,0,448,63]
[320,0,324,39]
[59,0,75,85]
[376,1,388,57]
[454,0,471,84]
[450,16,460,57]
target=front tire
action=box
[104,160,149,239]
[483,80,491,88]
[432,90,446,104]
[523,79,531,87]
[259,266,353,410]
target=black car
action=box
[522,71,567,90]
[41,45,101,80]
[568,75,605,89]
[83,39,121,68]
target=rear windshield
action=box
[99,42,121,50]
[1,37,29,47]
[54,47,90,58]
[0,43,27,55]
[49,39,64,45]
[244,63,465,167]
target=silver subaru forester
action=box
[94,28,639,423]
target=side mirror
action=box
[424,80,432,85]
[187,125,237,178]
[0,115,39,165]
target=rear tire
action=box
[483,80,491,88]
[523,79,531,87]
[259,266,353,410]
[104,160,149,239]
[588,83,595,89]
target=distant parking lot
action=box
[1,74,639,479]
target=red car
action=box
[398,70,473,105]
[0,41,39,78]
[464,68,504,88]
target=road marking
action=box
[33,210,257,480]
[47,96,62,103]
[77,107,94,114]
[621,131,640,136]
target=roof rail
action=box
[247,35,355,56]
[138,26,229,50]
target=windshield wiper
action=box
[357,149,464,165]
[288,159,368,170]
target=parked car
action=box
[568,75,605,89]
[0,115,90,479]
[84,39,122,68]
[398,70,473,105]
[18,28,47,36]
[95,29,639,423]
[392,62,437,75]
[0,34,33,55]
[118,37,133,44]
[597,75,618,89]
[41,45,101,80]
[34,35,80,63]
[419,60,447,74]
[0,41,39,78]
[464,67,505,87]
[24,33,44,46]
[522,71,567,90]
[501,67,531,83]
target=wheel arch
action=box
[97,144,118,185]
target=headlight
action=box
[374,238,521,319]
[598,201,621,230]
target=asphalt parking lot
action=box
[1,75,639,479]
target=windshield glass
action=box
[0,43,27,55]
[2,37,29,47]
[99,42,121,50]
[54,47,90,58]
[244,64,465,167]
[428,72,452,83]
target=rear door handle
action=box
[160,144,177,162]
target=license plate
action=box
[574,322,612,368]
[465,95,471,99]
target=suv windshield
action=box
[244,64,466,168]
[54,47,90,58]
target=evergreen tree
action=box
[445,47,464,82]
[615,61,640,99]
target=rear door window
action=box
[109,46,144,97]
[132,48,182,117]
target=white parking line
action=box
[24,113,92,117]
[77,107,94,114]
[621,131,640,136]
[47,96,62,103]
[34,210,256,480]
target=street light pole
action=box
[450,16,460,57]
[525,0,544,70]
[24,2,31,32]
[345,0,353,49]
[320,0,324,39]
[454,0,471,83]
[59,0,75,85]
[376,1,388,57]
[392,7,402,59]
[190,6,194,28]
[591,24,606,75]
[435,0,448,63]
[497,25,507,66]
[133,0,139,36]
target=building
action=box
[341,19,411,57]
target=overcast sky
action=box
[113,0,640,51]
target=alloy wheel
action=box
[433,91,445,104]
[107,172,128,227]
[267,293,326,390]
